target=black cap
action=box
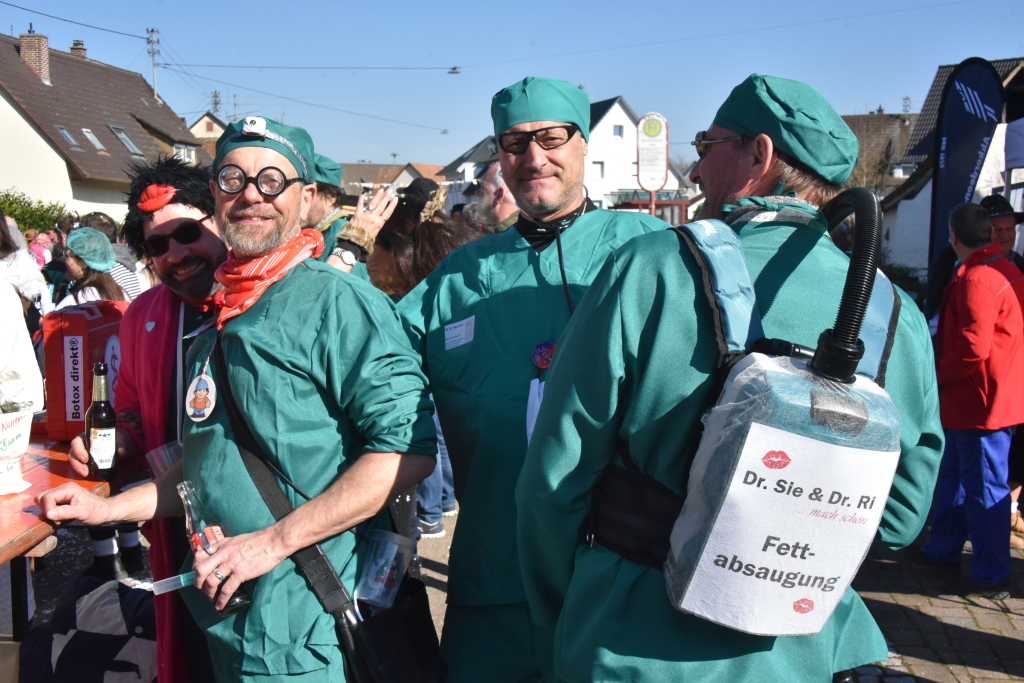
[980,194,1024,223]
[93,362,107,374]
[399,178,440,202]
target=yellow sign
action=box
[643,118,663,137]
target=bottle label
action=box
[189,525,226,555]
[89,428,116,469]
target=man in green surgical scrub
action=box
[398,76,669,682]
[515,74,944,683]
[37,116,438,683]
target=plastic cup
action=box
[145,441,183,477]
[354,529,415,611]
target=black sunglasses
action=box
[217,164,304,197]
[691,130,751,159]
[142,215,212,257]
[498,124,580,154]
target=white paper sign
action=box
[0,410,32,494]
[679,422,899,635]
[63,335,85,421]
[444,316,475,351]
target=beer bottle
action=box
[85,362,117,481]
[177,481,252,616]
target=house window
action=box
[205,120,214,133]
[81,129,106,151]
[593,161,605,178]
[613,125,624,138]
[55,126,81,149]
[107,124,144,155]
[174,144,197,164]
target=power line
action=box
[159,66,448,132]
[162,63,459,72]
[464,0,977,68]
[0,0,145,39]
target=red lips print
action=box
[793,598,815,614]
[762,450,791,469]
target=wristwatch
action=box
[330,247,357,266]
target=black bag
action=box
[214,339,446,683]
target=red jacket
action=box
[116,284,193,683]
[936,243,1024,430]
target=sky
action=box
[4,0,1022,170]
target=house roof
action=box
[590,96,639,130]
[880,157,934,211]
[407,163,444,182]
[0,34,209,183]
[189,110,227,131]
[438,136,498,178]
[900,57,1024,164]
[340,163,405,185]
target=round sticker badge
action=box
[186,374,217,422]
[532,341,557,370]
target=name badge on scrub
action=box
[444,316,475,351]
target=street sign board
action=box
[637,113,669,193]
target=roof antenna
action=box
[146,28,161,101]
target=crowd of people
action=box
[0,70,1017,683]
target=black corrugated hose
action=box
[810,188,883,382]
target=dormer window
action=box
[174,144,197,164]
[82,128,106,151]
[55,125,81,150]
[107,124,143,155]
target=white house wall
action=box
[69,179,128,220]
[584,102,679,208]
[0,88,127,221]
[0,87,75,207]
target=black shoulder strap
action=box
[875,282,901,389]
[212,338,357,621]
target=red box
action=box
[42,301,130,441]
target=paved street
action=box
[850,539,1024,683]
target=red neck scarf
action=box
[213,228,324,329]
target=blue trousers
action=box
[923,428,1012,586]
[417,411,454,524]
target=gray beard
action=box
[222,219,296,260]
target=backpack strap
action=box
[672,220,765,366]
[857,272,901,387]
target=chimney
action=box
[70,40,86,58]
[18,24,50,85]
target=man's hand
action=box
[192,525,290,611]
[68,428,138,478]
[36,483,116,526]
[67,434,92,478]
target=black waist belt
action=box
[587,443,684,569]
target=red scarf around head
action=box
[213,228,324,329]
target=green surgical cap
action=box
[214,116,315,182]
[314,153,343,187]
[491,77,591,142]
[713,74,858,185]
[67,227,116,273]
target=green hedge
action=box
[0,189,67,234]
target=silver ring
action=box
[213,569,226,582]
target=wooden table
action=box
[0,436,111,641]
[0,438,111,565]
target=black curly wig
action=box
[121,156,215,255]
